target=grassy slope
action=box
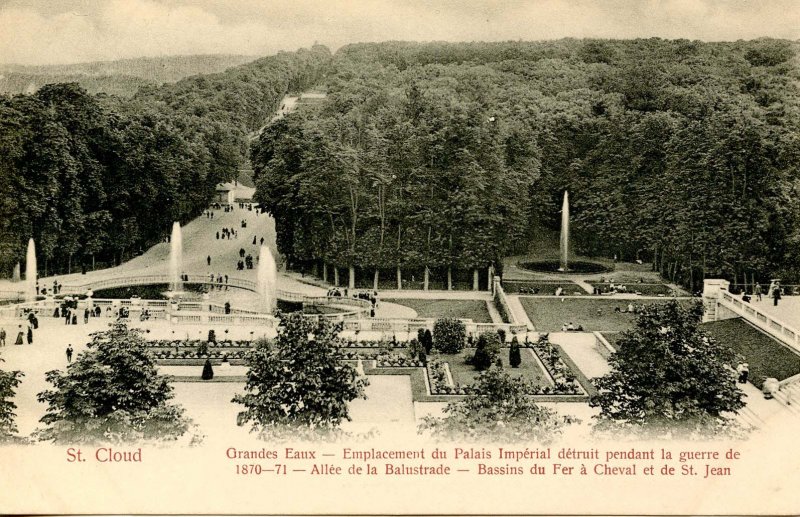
[702,318,800,388]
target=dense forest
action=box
[0,45,331,276]
[252,39,800,290]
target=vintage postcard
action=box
[1,1,800,515]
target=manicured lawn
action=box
[520,297,694,332]
[702,318,800,388]
[391,299,492,322]
[440,348,551,387]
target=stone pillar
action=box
[702,279,730,323]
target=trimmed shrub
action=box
[433,318,466,354]
[423,329,433,353]
[509,336,522,368]
[473,331,501,371]
[201,359,214,380]
[407,338,425,361]
[207,329,216,343]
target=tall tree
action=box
[233,313,368,440]
[0,354,23,443]
[36,322,194,444]
[591,301,745,438]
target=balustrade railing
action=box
[718,291,800,353]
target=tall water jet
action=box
[12,262,20,282]
[559,191,569,272]
[257,245,277,314]
[169,222,183,292]
[25,238,37,302]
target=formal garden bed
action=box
[390,299,492,322]
[444,347,551,387]
[145,330,590,400]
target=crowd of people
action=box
[216,227,239,240]
[326,288,381,317]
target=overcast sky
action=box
[1,0,799,65]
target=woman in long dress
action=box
[14,326,24,345]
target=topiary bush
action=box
[472,331,501,371]
[201,358,214,380]
[433,318,466,354]
[207,329,216,343]
[421,329,433,354]
[509,336,522,368]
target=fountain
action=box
[257,245,277,314]
[25,238,37,302]
[12,262,20,282]
[169,222,183,293]
[518,191,611,275]
[559,191,569,272]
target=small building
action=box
[215,182,236,204]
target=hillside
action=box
[0,54,257,97]
[251,38,800,290]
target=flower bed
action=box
[150,349,247,361]
[148,339,254,348]
[374,352,424,368]
[530,337,583,395]
[336,339,407,349]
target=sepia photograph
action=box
[1,0,800,514]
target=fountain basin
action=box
[518,260,611,275]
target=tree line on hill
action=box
[252,39,800,290]
[0,45,331,277]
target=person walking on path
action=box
[66,345,73,363]
[0,327,5,346]
[84,308,90,324]
[754,283,762,301]
[14,326,23,345]
[26,325,33,345]
[773,283,782,306]
[207,255,211,266]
